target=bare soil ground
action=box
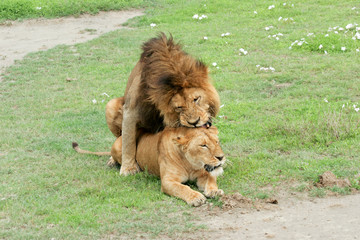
[0,10,144,75]
[1,11,359,239]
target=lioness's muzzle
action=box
[204,164,221,172]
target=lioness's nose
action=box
[216,156,224,161]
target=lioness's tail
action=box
[72,142,111,156]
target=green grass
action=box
[0,0,147,22]
[1,0,360,238]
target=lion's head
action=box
[139,33,220,130]
[174,126,225,177]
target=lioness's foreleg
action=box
[120,107,141,176]
[161,176,206,207]
[197,174,224,198]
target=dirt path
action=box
[1,10,359,239]
[195,193,360,240]
[0,10,143,76]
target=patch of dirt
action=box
[193,192,360,240]
[317,171,351,188]
[0,10,144,76]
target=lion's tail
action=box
[72,142,111,156]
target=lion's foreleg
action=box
[119,108,140,176]
[197,174,224,198]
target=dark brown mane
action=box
[137,33,216,132]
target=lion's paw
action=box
[204,189,224,198]
[107,157,117,167]
[187,193,207,207]
[119,164,140,176]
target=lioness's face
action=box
[170,88,211,128]
[182,128,225,177]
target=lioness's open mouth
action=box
[204,164,221,172]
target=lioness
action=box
[73,126,225,206]
[110,33,220,176]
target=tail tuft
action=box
[72,142,79,149]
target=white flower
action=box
[341,47,346,51]
[220,104,225,108]
[36,7,42,10]
[239,48,248,55]
[269,67,275,72]
[355,108,360,112]
[297,41,303,46]
[353,32,360,40]
[356,49,360,52]
[307,33,314,36]
[192,14,199,19]
[334,31,339,34]
[254,11,258,14]
[353,104,357,108]
[150,23,156,28]
[278,16,283,21]
[221,32,231,37]
[283,3,286,6]
[256,65,260,68]
[268,5,275,10]
[101,92,110,97]
[324,98,328,103]
[325,34,329,37]
[275,37,279,40]
[338,27,344,31]
[342,104,345,109]
[319,44,323,49]
[346,23,354,29]
[92,99,97,104]
[352,7,357,10]
[324,50,328,55]
[212,62,217,67]
[203,36,208,40]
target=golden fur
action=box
[109,126,225,206]
[108,33,221,176]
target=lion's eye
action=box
[175,106,183,112]
[200,144,208,148]
[194,97,201,103]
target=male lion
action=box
[73,126,225,206]
[108,33,220,176]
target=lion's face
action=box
[166,88,214,128]
[176,127,225,177]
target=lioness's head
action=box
[174,127,225,177]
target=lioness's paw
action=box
[204,189,224,198]
[187,193,207,207]
[119,164,140,176]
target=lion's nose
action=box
[215,156,224,161]
[188,117,200,127]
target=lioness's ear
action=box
[208,126,219,135]
[173,136,188,146]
